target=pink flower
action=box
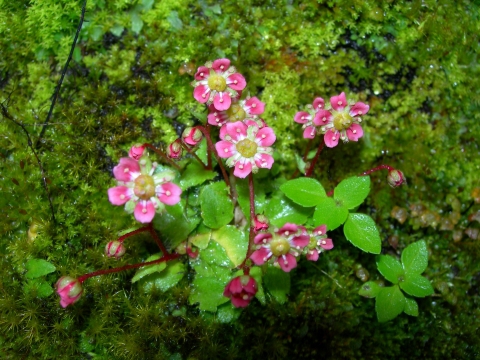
[182,126,203,146]
[105,240,126,259]
[215,121,275,178]
[207,96,265,127]
[250,223,310,272]
[294,97,326,139]
[167,139,183,159]
[315,92,369,148]
[128,144,145,160]
[299,225,334,261]
[223,275,258,308]
[191,58,247,111]
[56,276,83,308]
[253,214,269,233]
[387,169,406,188]
[108,155,182,223]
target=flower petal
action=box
[254,232,272,244]
[233,160,252,178]
[108,186,131,205]
[346,123,364,141]
[134,201,156,223]
[313,110,333,126]
[312,97,325,110]
[254,153,274,170]
[256,127,276,146]
[330,92,347,111]
[313,225,327,236]
[278,223,298,235]
[225,121,247,140]
[158,183,182,205]
[245,96,265,115]
[294,111,310,124]
[113,158,140,182]
[231,295,252,308]
[291,234,310,248]
[350,101,370,116]
[306,249,319,261]
[193,84,210,103]
[227,73,247,91]
[303,126,317,139]
[213,92,232,111]
[278,253,297,272]
[250,247,271,265]
[212,58,231,72]
[320,238,334,250]
[324,129,340,148]
[215,140,236,158]
[194,66,209,80]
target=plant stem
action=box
[77,253,180,283]
[147,222,169,255]
[239,172,256,274]
[118,225,151,243]
[143,143,181,170]
[205,123,213,169]
[181,142,206,169]
[305,137,325,177]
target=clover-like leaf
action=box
[334,176,370,209]
[401,240,428,275]
[212,226,248,267]
[399,273,434,298]
[313,197,348,231]
[25,259,56,279]
[265,195,312,227]
[280,177,327,207]
[403,297,419,317]
[358,281,382,298]
[200,181,234,229]
[179,161,216,190]
[344,213,381,254]
[375,285,405,323]
[376,255,405,284]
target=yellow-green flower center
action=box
[236,139,258,158]
[134,174,156,200]
[226,104,246,121]
[207,74,227,92]
[270,237,291,257]
[333,112,353,131]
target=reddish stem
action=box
[143,143,181,170]
[205,123,213,169]
[181,142,206,169]
[118,225,150,243]
[77,253,180,283]
[239,172,256,273]
[305,137,325,177]
[147,222,169,255]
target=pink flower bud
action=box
[186,246,199,259]
[129,144,145,160]
[168,139,183,159]
[223,275,258,308]
[253,214,269,233]
[56,276,83,308]
[182,126,203,146]
[387,169,406,188]
[105,240,126,259]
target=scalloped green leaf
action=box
[358,281,382,298]
[376,255,405,284]
[179,161,216,190]
[132,253,167,283]
[280,177,327,207]
[334,176,371,209]
[25,259,56,279]
[312,197,348,231]
[401,240,428,275]
[264,266,290,304]
[250,266,266,305]
[400,274,434,298]
[212,226,248,267]
[189,277,229,312]
[375,285,405,322]
[343,213,381,254]
[265,195,312,227]
[404,297,419,316]
[200,181,234,229]
[138,260,185,292]
[23,278,54,298]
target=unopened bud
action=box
[56,276,83,308]
[387,169,406,188]
[105,241,126,259]
[129,144,145,160]
[182,126,203,146]
[253,214,269,233]
[223,275,258,308]
[168,139,183,159]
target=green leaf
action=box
[216,302,241,323]
[375,285,405,322]
[264,266,290,304]
[25,259,56,279]
[236,178,266,224]
[179,161,216,190]
[401,240,428,275]
[344,213,381,254]
[212,226,248,267]
[280,177,327,207]
[200,182,234,229]
[265,195,313,227]
[312,197,349,231]
[376,255,405,284]
[334,176,371,209]
[197,241,233,270]
[358,281,381,298]
[399,274,434,297]
[138,260,185,292]
[153,201,200,248]
[130,12,143,34]
[110,24,124,37]
[404,297,419,316]
[167,11,183,31]
[23,278,53,298]
[189,226,212,250]
[250,266,266,305]
[189,277,229,312]
[294,153,307,175]
[131,254,167,283]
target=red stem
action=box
[181,142,206,169]
[147,222,169,255]
[305,137,325,177]
[118,225,150,243]
[239,172,256,273]
[77,253,180,283]
[205,123,213,169]
[143,143,181,170]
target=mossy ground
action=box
[1,0,479,358]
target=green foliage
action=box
[199,181,234,229]
[344,213,382,254]
[280,177,327,207]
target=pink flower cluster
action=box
[108,146,182,223]
[250,223,333,272]
[294,92,369,148]
[223,275,258,308]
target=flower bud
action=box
[182,126,203,146]
[129,144,145,160]
[56,276,83,308]
[105,240,126,259]
[387,169,406,188]
[168,139,183,159]
[223,275,258,308]
[253,214,269,233]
